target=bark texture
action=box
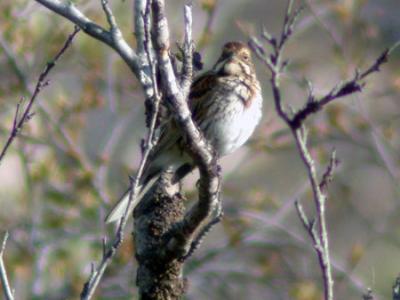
[134,177,186,299]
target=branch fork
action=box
[32,0,222,298]
[250,1,396,299]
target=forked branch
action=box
[249,1,396,299]
[33,1,221,299]
[0,27,80,165]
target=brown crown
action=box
[222,41,249,53]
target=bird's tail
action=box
[104,175,160,224]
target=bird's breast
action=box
[199,78,262,156]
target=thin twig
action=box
[1,28,109,202]
[79,5,163,299]
[251,0,330,298]
[0,27,80,166]
[101,0,119,33]
[319,150,338,192]
[38,1,221,297]
[0,232,15,300]
[290,42,400,129]
[250,1,396,299]
[120,0,163,227]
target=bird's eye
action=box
[242,54,250,61]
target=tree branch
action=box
[151,0,221,257]
[80,6,164,297]
[134,0,155,101]
[100,0,119,34]
[291,41,400,129]
[34,0,139,75]
[0,232,15,300]
[180,4,194,94]
[251,0,396,297]
[35,1,221,298]
[0,27,80,166]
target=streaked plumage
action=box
[106,41,263,223]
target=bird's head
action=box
[214,41,255,77]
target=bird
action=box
[105,41,263,223]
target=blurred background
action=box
[1,0,399,299]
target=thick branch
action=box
[80,8,164,300]
[151,0,220,246]
[35,1,221,298]
[134,0,155,100]
[35,0,139,75]
[180,4,194,94]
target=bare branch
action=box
[77,2,220,296]
[110,0,163,233]
[279,1,303,51]
[101,0,120,36]
[34,1,220,297]
[80,5,165,298]
[291,42,399,128]
[151,0,221,256]
[142,0,160,127]
[251,2,335,298]
[180,4,194,94]
[319,150,338,193]
[0,232,15,300]
[251,1,396,298]
[134,0,148,57]
[249,36,290,124]
[34,0,139,74]
[179,184,223,262]
[134,0,156,102]
[295,200,310,230]
[0,29,109,205]
[361,41,400,79]
[0,27,80,166]
[151,0,216,169]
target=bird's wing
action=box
[142,70,219,181]
[152,70,218,153]
[189,70,218,122]
[189,70,218,99]
[141,122,181,179]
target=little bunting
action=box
[106,41,263,223]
